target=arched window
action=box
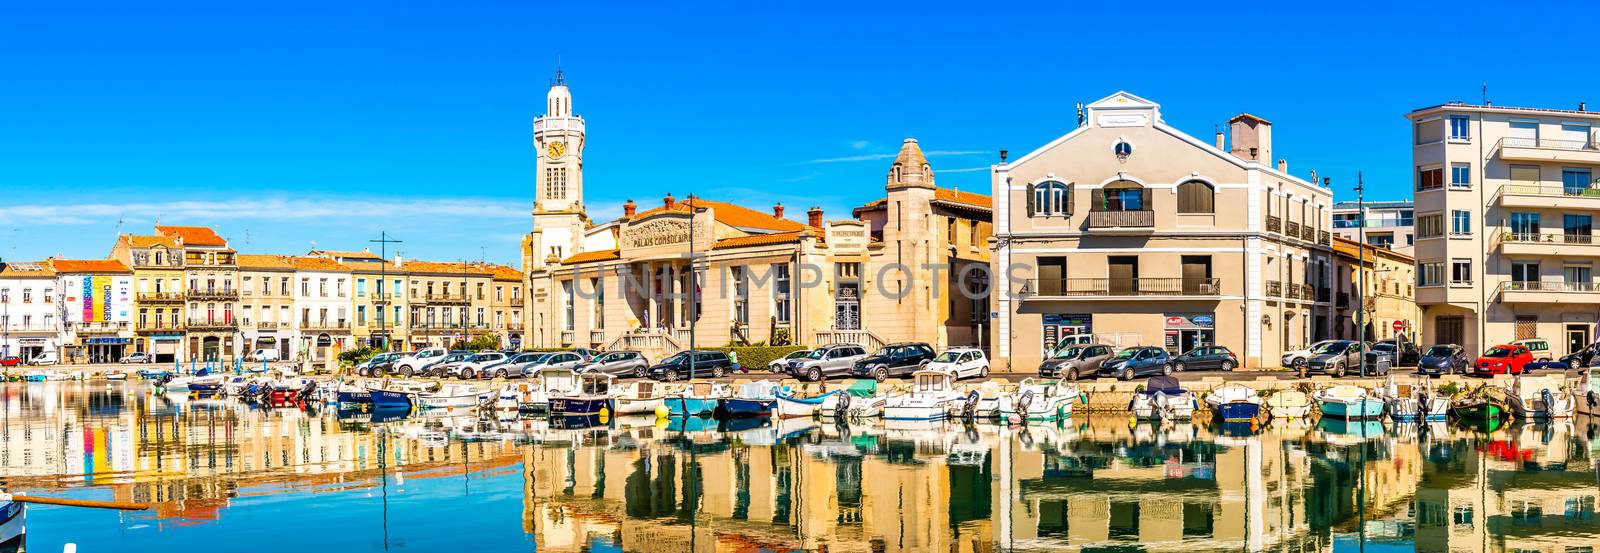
[1028,181,1071,217]
[1177,180,1216,214]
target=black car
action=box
[648,350,734,381]
[1171,346,1238,372]
[1561,343,1598,369]
[1417,344,1468,376]
[851,342,937,382]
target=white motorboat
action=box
[1264,389,1314,419]
[998,378,1082,423]
[1128,375,1197,421]
[612,380,665,415]
[1577,369,1600,417]
[417,383,489,410]
[819,379,887,420]
[883,371,965,421]
[0,491,23,548]
[1505,374,1575,419]
[1381,375,1449,422]
[522,369,581,412]
[550,372,617,416]
[1204,383,1263,422]
[775,382,840,419]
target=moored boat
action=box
[1450,384,1509,421]
[1129,375,1196,421]
[0,492,23,551]
[999,378,1082,423]
[1204,383,1263,422]
[1505,375,1575,419]
[1264,389,1313,419]
[417,383,487,410]
[1578,369,1600,417]
[1314,384,1384,419]
[775,382,840,419]
[549,372,615,416]
[883,371,964,421]
[719,380,781,418]
[666,382,731,417]
[612,380,665,415]
[819,379,886,420]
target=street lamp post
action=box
[1356,171,1368,378]
[687,197,707,380]
[370,232,401,352]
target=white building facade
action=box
[0,262,60,362]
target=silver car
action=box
[787,344,869,381]
[523,351,586,377]
[1037,344,1114,380]
[455,351,510,379]
[580,351,650,378]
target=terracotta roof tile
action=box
[476,263,524,280]
[631,198,807,232]
[400,260,492,276]
[49,259,132,274]
[0,261,56,278]
[712,231,807,249]
[155,225,229,247]
[289,256,351,272]
[309,249,385,261]
[1332,236,1413,263]
[561,249,622,264]
[341,260,406,274]
[121,234,179,249]
[934,187,992,208]
[237,254,296,270]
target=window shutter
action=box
[1025,184,1036,217]
[1091,189,1105,212]
[1141,189,1153,211]
[1066,184,1075,214]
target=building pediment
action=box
[619,212,713,256]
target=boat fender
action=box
[1016,390,1034,417]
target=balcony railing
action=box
[1299,284,1315,301]
[137,292,186,302]
[136,322,185,333]
[1336,292,1350,308]
[72,321,129,333]
[1087,210,1154,229]
[3,324,57,332]
[1285,221,1301,239]
[187,288,239,300]
[1499,136,1600,152]
[560,330,575,345]
[1500,183,1600,199]
[1267,215,1282,233]
[1027,277,1221,297]
[1501,281,1597,293]
[1284,284,1300,300]
[255,321,283,330]
[1320,230,1332,245]
[589,329,606,345]
[1300,226,1317,242]
[423,293,468,303]
[186,319,237,330]
[301,321,352,332]
[1500,231,1595,245]
[1317,287,1331,303]
[1266,280,1282,297]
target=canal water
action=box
[2,381,1598,552]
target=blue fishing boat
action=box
[666,382,728,417]
[718,381,780,418]
[1314,385,1384,419]
[1204,383,1263,422]
[367,388,413,410]
[336,388,373,410]
[0,493,23,550]
[549,372,614,416]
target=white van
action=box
[28,351,58,365]
[249,348,281,362]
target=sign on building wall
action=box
[64,276,132,322]
[825,221,868,255]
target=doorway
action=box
[834,282,860,330]
[1108,256,1139,295]
[1567,324,1592,356]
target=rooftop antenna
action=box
[551,55,566,86]
[113,214,126,236]
[1482,82,1489,106]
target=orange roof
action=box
[49,259,131,274]
[289,256,351,272]
[121,234,179,249]
[237,254,296,270]
[561,249,622,264]
[934,187,992,208]
[1332,235,1413,264]
[155,225,228,247]
[400,260,491,276]
[712,231,808,249]
[309,249,385,261]
[0,261,56,278]
[631,198,807,232]
[475,263,524,281]
[342,259,405,274]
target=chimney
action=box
[773,203,785,219]
[1214,130,1225,150]
[663,194,676,210]
[623,198,637,217]
[1582,102,1588,112]
[1228,113,1271,163]
[394,255,404,268]
[1277,159,1288,173]
[807,206,823,228]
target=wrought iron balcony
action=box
[1267,215,1282,233]
[1087,210,1154,229]
[1025,277,1221,297]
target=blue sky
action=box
[3,1,1595,265]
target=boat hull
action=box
[775,393,831,419]
[0,500,23,548]
[337,390,373,410]
[667,397,719,417]
[613,396,663,415]
[550,397,610,416]
[1211,401,1262,422]
[368,389,414,409]
[1453,400,1507,421]
[719,398,775,418]
[1269,404,1313,419]
[1318,398,1384,419]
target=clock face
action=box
[546,141,566,159]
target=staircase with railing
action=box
[813,329,887,352]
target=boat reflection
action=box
[2,381,1598,552]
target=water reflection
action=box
[2,381,1598,552]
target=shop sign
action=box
[1164,313,1215,330]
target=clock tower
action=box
[528,68,587,270]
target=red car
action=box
[0,356,20,367]
[1475,344,1532,375]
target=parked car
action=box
[247,348,281,362]
[579,351,651,378]
[119,352,153,364]
[1038,344,1114,380]
[1098,346,1172,380]
[362,351,409,376]
[1281,340,1336,372]
[571,348,601,362]
[390,347,450,376]
[850,343,937,382]
[1417,344,1468,376]
[1475,344,1533,376]
[1560,343,1598,369]
[649,350,735,381]
[1045,334,1098,358]
[768,349,812,373]
[1171,346,1238,372]
[485,351,551,378]
[787,344,869,381]
[27,351,59,366]
[454,351,512,378]
[0,356,20,367]
[1303,340,1388,378]
[353,352,397,375]
[418,351,474,377]
[524,351,588,378]
[1371,339,1421,366]
[1511,339,1553,362]
[926,348,989,380]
